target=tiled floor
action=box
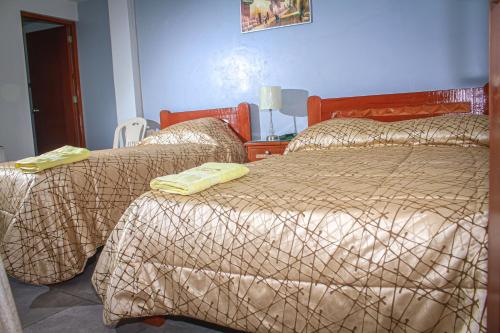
[8,254,236,333]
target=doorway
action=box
[21,11,85,155]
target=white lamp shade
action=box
[259,86,282,110]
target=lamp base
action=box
[266,135,279,141]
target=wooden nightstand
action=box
[245,140,289,162]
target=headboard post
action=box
[307,96,322,127]
[236,103,252,142]
[483,83,489,115]
[159,110,172,129]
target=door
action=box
[26,26,79,154]
[489,1,500,331]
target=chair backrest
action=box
[113,117,147,148]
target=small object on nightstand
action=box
[278,133,297,141]
[259,86,282,141]
[245,140,289,162]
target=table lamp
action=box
[260,86,282,141]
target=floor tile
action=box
[50,255,101,304]
[23,304,147,333]
[9,277,95,327]
[139,319,221,333]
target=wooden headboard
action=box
[308,85,489,126]
[159,103,251,142]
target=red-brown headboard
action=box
[160,103,251,142]
[308,85,489,126]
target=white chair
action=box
[113,117,147,148]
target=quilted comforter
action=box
[93,144,488,331]
[0,140,246,284]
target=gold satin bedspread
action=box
[0,143,245,285]
[92,145,488,332]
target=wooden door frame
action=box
[21,11,86,148]
[490,1,500,331]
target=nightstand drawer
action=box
[245,141,289,162]
[248,146,286,161]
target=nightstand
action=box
[245,140,289,162]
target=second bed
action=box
[0,104,250,285]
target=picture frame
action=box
[241,0,312,33]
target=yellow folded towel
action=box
[150,162,249,195]
[15,145,90,173]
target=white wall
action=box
[77,0,118,150]
[0,0,78,161]
[108,0,143,124]
[135,0,489,139]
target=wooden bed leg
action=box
[143,316,166,327]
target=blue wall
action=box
[77,0,117,149]
[135,0,489,139]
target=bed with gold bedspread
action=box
[0,118,246,285]
[93,115,488,332]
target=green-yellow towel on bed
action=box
[150,162,249,195]
[15,145,90,173]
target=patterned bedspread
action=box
[0,143,245,284]
[92,146,488,332]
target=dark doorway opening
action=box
[21,11,85,154]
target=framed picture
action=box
[241,0,312,33]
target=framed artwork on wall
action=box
[241,0,312,33]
